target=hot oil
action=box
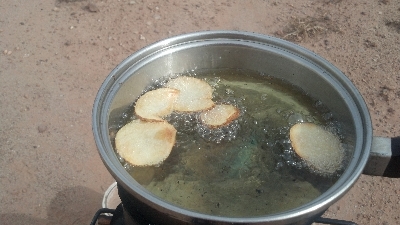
[111,69,346,217]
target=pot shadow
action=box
[0,186,104,225]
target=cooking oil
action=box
[110,68,347,217]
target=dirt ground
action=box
[0,0,399,224]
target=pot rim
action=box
[92,30,372,224]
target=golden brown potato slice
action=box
[165,76,214,112]
[115,120,177,166]
[200,104,240,128]
[135,88,179,122]
[289,123,344,174]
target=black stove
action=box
[91,204,358,225]
[91,203,154,225]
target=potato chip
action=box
[165,76,214,112]
[135,88,179,122]
[200,104,240,128]
[290,123,344,174]
[115,120,177,166]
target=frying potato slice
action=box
[115,120,177,166]
[135,88,180,122]
[200,104,240,128]
[165,76,215,112]
[289,123,344,174]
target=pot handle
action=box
[363,136,400,178]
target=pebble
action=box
[38,124,48,133]
[129,1,136,5]
[3,50,12,55]
[86,3,99,12]
[53,7,59,12]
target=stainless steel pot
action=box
[92,31,399,225]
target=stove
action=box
[91,203,156,225]
[90,183,358,225]
[91,205,358,225]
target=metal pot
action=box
[92,31,399,225]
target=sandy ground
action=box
[1,0,399,224]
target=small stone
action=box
[86,2,99,12]
[140,34,146,40]
[387,107,395,114]
[53,7,60,12]
[38,124,48,133]
[3,49,12,55]
[129,1,136,5]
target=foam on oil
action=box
[110,69,348,217]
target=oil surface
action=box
[111,69,346,217]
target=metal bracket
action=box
[363,136,400,178]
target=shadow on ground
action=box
[0,186,103,225]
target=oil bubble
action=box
[288,112,305,125]
[225,88,234,95]
[122,112,129,119]
[261,94,268,100]
[314,100,323,108]
[207,76,221,87]
[323,112,333,120]
[124,162,133,170]
[196,120,240,143]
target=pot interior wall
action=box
[109,42,357,146]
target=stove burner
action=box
[90,204,125,225]
[90,208,114,225]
